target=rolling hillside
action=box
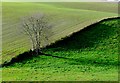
[2,2,118,64]
[2,18,119,81]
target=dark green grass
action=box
[2,19,119,81]
[43,18,119,66]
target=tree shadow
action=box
[2,51,118,67]
[41,53,118,66]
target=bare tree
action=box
[22,14,52,55]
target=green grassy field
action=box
[2,18,119,81]
[2,2,118,64]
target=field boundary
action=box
[1,16,120,66]
[48,16,120,47]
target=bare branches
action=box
[22,13,52,55]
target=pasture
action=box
[1,2,119,81]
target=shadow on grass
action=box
[41,53,118,66]
[2,52,118,67]
[47,21,117,50]
[43,18,119,66]
[2,18,119,67]
[1,50,37,67]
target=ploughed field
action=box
[2,2,118,64]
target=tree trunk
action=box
[35,43,41,55]
[35,48,41,55]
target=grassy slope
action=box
[2,2,118,64]
[2,19,119,81]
